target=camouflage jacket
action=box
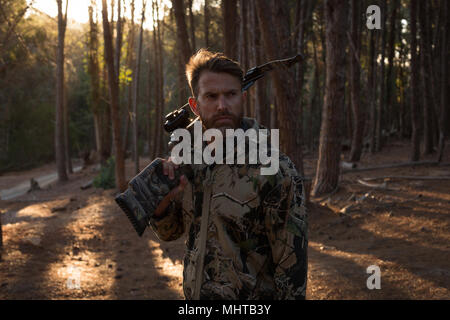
[149,118,308,300]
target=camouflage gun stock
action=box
[115,158,193,236]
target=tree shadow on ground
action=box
[0,198,83,299]
[308,201,450,298]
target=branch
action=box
[0,1,32,47]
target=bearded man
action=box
[150,49,308,300]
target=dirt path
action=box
[0,141,449,299]
[0,164,83,201]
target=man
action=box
[150,49,308,300]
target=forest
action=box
[0,0,449,300]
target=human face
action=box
[189,71,246,131]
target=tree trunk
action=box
[409,0,421,161]
[418,0,435,155]
[248,0,258,120]
[385,0,399,134]
[369,25,379,153]
[349,0,364,162]
[88,5,104,165]
[255,0,304,176]
[376,0,387,152]
[308,34,320,151]
[152,0,165,157]
[64,81,72,173]
[398,34,407,139]
[437,0,448,162]
[312,0,347,196]
[147,47,154,159]
[115,0,123,81]
[56,0,68,182]
[132,1,146,174]
[204,0,210,48]
[172,0,191,104]
[123,0,135,154]
[188,0,196,52]
[238,0,250,116]
[222,0,238,60]
[157,3,165,156]
[102,0,127,191]
[172,0,192,63]
[101,60,112,164]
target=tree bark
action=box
[132,1,146,174]
[308,34,320,151]
[409,0,421,161]
[188,0,196,52]
[88,5,103,164]
[172,0,191,105]
[222,0,238,60]
[151,4,160,158]
[64,81,72,173]
[312,0,347,196]
[157,3,165,156]
[101,58,112,163]
[238,0,249,116]
[102,0,127,191]
[437,0,448,162]
[369,25,379,153]
[418,0,435,154]
[56,0,68,182]
[122,0,135,154]
[115,0,123,81]
[152,0,165,157]
[147,46,154,159]
[349,0,364,162]
[385,0,399,134]
[172,0,192,63]
[255,0,304,176]
[376,0,387,152]
[204,0,210,48]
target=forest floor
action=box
[0,139,449,300]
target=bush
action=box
[93,157,116,189]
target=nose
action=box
[217,95,228,113]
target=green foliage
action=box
[93,157,116,189]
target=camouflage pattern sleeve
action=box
[149,197,185,242]
[263,156,308,299]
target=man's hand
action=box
[154,157,188,217]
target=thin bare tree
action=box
[437,0,448,162]
[348,0,364,162]
[101,0,127,191]
[132,0,146,174]
[56,0,68,182]
[204,0,210,48]
[409,0,421,161]
[188,0,196,52]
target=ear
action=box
[188,97,200,116]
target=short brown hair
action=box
[185,49,243,97]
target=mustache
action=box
[211,111,238,122]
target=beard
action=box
[198,107,243,133]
